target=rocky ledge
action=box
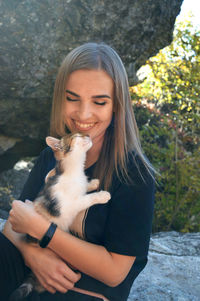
[0,0,183,172]
[128,231,200,301]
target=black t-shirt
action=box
[20,147,155,301]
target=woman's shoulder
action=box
[110,151,154,197]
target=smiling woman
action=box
[64,69,114,168]
[1,42,155,301]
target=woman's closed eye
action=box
[66,96,78,102]
[94,101,106,106]
[66,96,107,106]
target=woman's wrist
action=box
[23,242,47,270]
[3,221,36,266]
[29,216,51,240]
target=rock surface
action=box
[0,218,6,232]
[0,0,183,171]
[0,158,35,213]
[128,232,200,301]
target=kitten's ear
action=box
[46,136,61,151]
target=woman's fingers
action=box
[47,278,71,293]
[25,244,81,294]
[36,274,56,294]
[49,265,81,293]
[25,199,33,205]
[62,265,81,284]
[32,251,81,294]
[37,272,74,294]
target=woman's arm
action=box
[48,226,135,287]
[3,219,81,293]
[9,200,135,287]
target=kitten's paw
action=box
[90,179,100,189]
[87,179,100,191]
[97,191,111,204]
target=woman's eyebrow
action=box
[66,89,80,97]
[92,94,111,99]
[66,89,111,99]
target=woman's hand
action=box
[23,244,81,294]
[7,201,81,294]
[8,200,47,238]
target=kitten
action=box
[9,133,111,301]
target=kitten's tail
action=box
[9,283,33,301]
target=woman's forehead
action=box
[66,69,114,91]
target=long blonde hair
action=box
[50,42,154,190]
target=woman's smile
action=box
[73,120,97,131]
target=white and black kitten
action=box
[9,133,111,301]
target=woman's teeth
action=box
[75,121,95,129]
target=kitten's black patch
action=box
[41,174,61,217]
[44,196,60,216]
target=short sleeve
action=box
[20,147,55,202]
[104,156,155,257]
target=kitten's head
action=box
[46,133,92,160]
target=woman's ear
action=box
[46,136,61,151]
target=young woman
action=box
[1,42,155,301]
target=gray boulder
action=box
[0,218,6,232]
[0,0,183,171]
[0,158,34,213]
[128,232,200,301]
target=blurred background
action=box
[131,0,200,233]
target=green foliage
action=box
[131,17,200,233]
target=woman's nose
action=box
[78,102,92,120]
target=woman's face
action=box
[64,69,114,147]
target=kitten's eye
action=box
[66,96,79,102]
[94,101,106,106]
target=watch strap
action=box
[39,222,57,248]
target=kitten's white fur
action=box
[34,134,110,231]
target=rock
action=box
[0,158,35,214]
[128,232,200,301]
[0,209,9,220]
[0,0,183,171]
[0,138,46,173]
[0,135,21,155]
[0,218,6,232]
